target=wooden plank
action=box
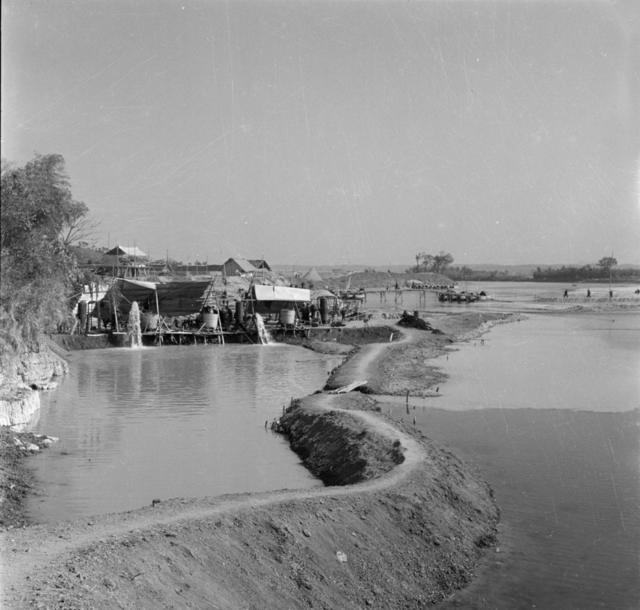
[328,380,368,394]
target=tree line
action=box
[532,258,638,282]
[1,154,90,351]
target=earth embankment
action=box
[1,312,504,609]
[280,393,405,485]
[1,391,498,609]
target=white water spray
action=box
[254,313,273,345]
[128,301,143,348]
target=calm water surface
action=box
[27,344,342,523]
[437,312,640,411]
[406,311,640,609]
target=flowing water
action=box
[399,311,640,609]
[254,312,273,344]
[127,301,142,348]
[26,344,342,523]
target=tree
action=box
[413,251,454,273]
[597,256,617,272]
[1,154,88,348]
[414,252,434,271]
[432,251,454,274]
[60,200,97,247]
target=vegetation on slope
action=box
[1,154,87,352]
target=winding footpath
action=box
[0,334,422,606]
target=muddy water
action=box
[405,312,640,609]
[27,344,342,523]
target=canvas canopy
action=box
[251,285,310,302]
[102,279,212,317]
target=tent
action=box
[246,285,310,316]
[251,285,310,302]
[302,267,323,283]
[100,278,213,317]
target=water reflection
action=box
[28,344,342,523]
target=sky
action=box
[2,0,639,266]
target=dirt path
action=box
[325,324,420,391]
[0,392,424,606]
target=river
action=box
[404,310,640,609]
[26,344,342,523]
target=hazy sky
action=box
[2,0,639,266]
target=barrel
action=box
[319,297,329,324]
[202,311,219,329]
[280,308,295,325]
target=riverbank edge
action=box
[1,312,504,608]
[0,339,70,526]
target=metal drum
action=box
[280,309,295,325]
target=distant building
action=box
[223,257,260,276]
[99,245,150,278]
[249,259,272,271]
[104,245,148,259]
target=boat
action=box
[437,289,481,303]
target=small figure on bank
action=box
[587,289,591,298]
[563,289,568,298]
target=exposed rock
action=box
[0,341,68,426]
[0,387,40,427]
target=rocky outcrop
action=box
[0,388,41,427]
[0,340,68,427]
